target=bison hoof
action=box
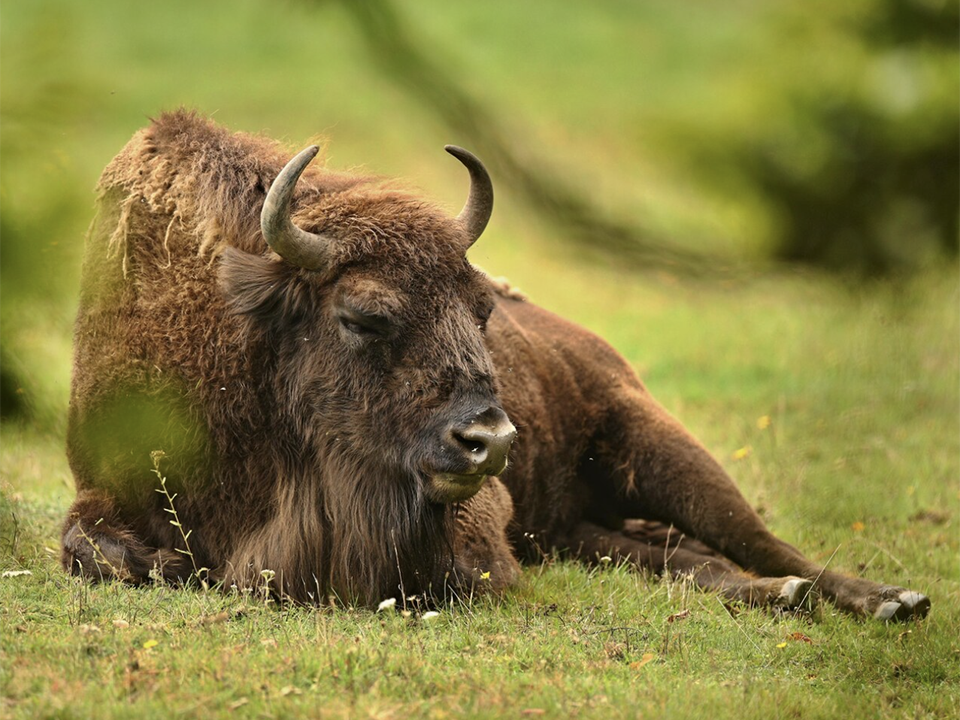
[874,591,931,622]
[776,577,817,610]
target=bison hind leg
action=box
[568,520,820,612]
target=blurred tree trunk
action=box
[0,349,27,421]
[329,0,715,274]
[0,239,26,420]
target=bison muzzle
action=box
[61,111,929,621]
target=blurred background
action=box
[1,0,957,446]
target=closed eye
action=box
[337,308,390,337]
[340,318,374,335]
[476,301,494,330]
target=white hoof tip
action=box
[900,591,931,618]
[778,578,815,609]
[875,592,930,621]
[875,601,903,621]
[899,591,929,610]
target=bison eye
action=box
[476,302,494,331]
[340,318,372,336]
[337,308,389,338]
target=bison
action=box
[62,111,929,621]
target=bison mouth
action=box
[421,404,516,504]
[425,472,490,504]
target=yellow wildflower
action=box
[732,446,752,461]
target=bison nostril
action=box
[455,435,487,457]
[448,414,517,476]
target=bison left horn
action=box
[261,145,336,271]
[445,145,493,249]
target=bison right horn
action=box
[261,145,336,271]
[445,145,493,250]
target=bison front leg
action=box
[61,490,186,584]
[590,388,930,621]
[453,477,521,593]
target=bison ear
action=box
[218,246,299,318]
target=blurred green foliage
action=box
[0,0,957,427]
[1,4,96,428]
[667,0,960,274]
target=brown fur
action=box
[63,111,928,619]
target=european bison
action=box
[62,111,929,620]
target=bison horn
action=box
[260,145,335,271]
[445,145,493,249]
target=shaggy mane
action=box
[98,109,368,269]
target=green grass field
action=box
[2,1,958,718]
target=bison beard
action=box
[62,111,929,621]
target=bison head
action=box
[219,145,515,505]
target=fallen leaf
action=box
[604,641,626,660]
[112,619,130,629]
[667,609,691,623]
[629,653,657,670]
[201,611,230,625]
[788,632,813,643]
[520,710,545,716]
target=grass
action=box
[2,0,958,717]
[0,564,954,719]
[1,544,957,719]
